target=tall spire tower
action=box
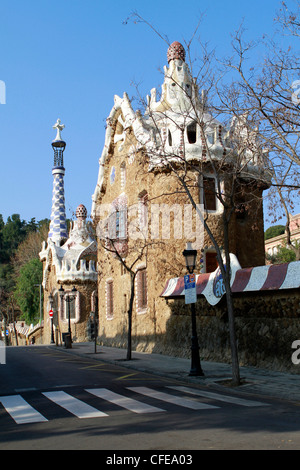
[48,119,68,245]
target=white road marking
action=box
[168,386,270,407]
[0,395,48,424]
[42,391,108,418]
[127,387,219,410]
[86,388,165,413]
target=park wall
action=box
[98,288,300,374]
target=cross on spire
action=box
[53,118,65,141]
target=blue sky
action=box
[0,0,298,227]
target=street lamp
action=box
[182,243,204,376]
[59,286,77,346]
[182,244,197,274]
[48,292,55,344]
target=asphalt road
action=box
[0,346,300,452]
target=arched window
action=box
[109,195,128,240]
[60,290,80,323]
[187,121,197,144]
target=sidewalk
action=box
[50,342,300,403]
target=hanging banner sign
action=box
[184,274,197,304]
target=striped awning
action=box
[161,260,300,306]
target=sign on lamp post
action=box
[49,309,54,344]
[184,273,203,376]
[184,274,197,304]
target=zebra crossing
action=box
[0,385,270,425]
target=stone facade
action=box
[91,42,273,363]
[39,205,98,344]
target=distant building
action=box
[265,213,300,257]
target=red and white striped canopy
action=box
[161,261,300,305]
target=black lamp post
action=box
[182,244,204,377]
[59,286,77,344]
[48,293,55,344]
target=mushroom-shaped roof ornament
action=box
[167,41,186,63]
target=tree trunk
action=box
[222,211,240,385]
[185,181,241,384]
[127,273,136,360]
[224,280,240,385]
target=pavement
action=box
[50,342,300,403]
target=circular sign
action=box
[49,309,53,318]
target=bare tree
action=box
[123,14,273,384]
[215,5,300,254]
[96,205,162,361]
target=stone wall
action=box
[98,289,300,374]
[164,289,300,373]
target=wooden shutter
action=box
[106,281,113,318]
[203,177,216,211]
[137,269,147,310]
[206,252,218,273]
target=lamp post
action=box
[59,286,77,345]
[48,293,55,344]
[183,244,204,376]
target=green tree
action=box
[14,258,43,324]
[0,263,14,291]
[264,225,285,240]
[267,243,298,265]
[0,214,27,263]
[24,217,38,235]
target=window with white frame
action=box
[116,209,127,239]
[61,290,80,323]
[108,207,127,240]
